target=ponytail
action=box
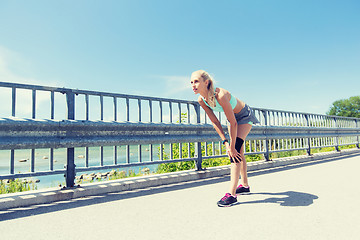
[201,71,216,108]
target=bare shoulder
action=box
[197,95,204,103]
[215,87,230,101]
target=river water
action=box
[0,145,167,189]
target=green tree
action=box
[327,96,360,118]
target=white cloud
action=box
[0,46,64,119]
[158,75,191,97]
[0,46,37,85]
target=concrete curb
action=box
[1,148,359,210]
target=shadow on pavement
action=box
[0,176,229,222]
[1,152,356,221]
[234,191,319,207]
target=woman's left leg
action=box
[238,123,252,185]
[229,123,252,195]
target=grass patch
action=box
[0,179,37,194]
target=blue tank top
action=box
[202,92,237,112]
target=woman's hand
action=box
[225,142,242,163]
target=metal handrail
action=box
[1,118,359,149]
[1,81,359,188]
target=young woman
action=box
[190,70,260,207]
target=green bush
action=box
[0,179,37,194]
[155,139,358,173]
[155,141,265,173]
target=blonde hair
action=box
[193,70,216,107]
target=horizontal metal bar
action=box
[202,154,228,159]
[77,151,274,173]
[200,151,273,158]
[0,118,359,150]
[337,142,359,147]
[0,170,66,180]
[76,153,266,173]
[1,81,360,121]
[252,107,360,121]
[0,81,197,106]
[75,157,199,173]
[1,118,358,136]
[268,147,308,153]
[0,82,66,92]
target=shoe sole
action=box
[236,191,250,195]
[217,202,237,207]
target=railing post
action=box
[32,89,36,119]
[356,119,360,149]
[65,90,76,188]
[305,114,312,155]
[334,117,340,152]
[195,103,204,171]
[263,110,270,161]
[12,87,16,117]
[66,90,75,120]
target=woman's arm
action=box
[198,96,227,141]
[198,92,241,162]
[215,90,237,146]
[215,89,242,162]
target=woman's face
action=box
[190,73,207,94]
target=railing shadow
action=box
[233,191,318,207]
[1,151,358,221]
[0,176,229,222]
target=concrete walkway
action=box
[1,152,360,240]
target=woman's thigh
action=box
[237,124,252,154]
[237,123,252,139]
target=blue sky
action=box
[0,0,359,115]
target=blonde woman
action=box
[190,70,260,207]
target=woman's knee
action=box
[235,137,244,152]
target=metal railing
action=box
[1,81,359,188]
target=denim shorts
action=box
[231,104,260,125]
